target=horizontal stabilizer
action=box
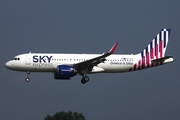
[151,56,174,63]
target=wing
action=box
[74,42,118,73]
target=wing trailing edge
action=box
[74,42,118,73]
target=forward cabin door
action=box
[25,53,31,65]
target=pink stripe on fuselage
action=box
[138,60,141,70]
[146,52,150,68]
[133,64,136,71]
[142,56,145,69]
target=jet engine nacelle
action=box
[54,65,76,80]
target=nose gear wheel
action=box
[25,72,30,82]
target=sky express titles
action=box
[33,55,53,67]
[33,55,133,67]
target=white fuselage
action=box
[5,53,137,73]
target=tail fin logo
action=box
[142,28,171,60]
[129,29,171,71]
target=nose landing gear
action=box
[25,72,30,82]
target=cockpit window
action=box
[12,58,20,60]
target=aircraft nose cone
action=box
[5,61,11,69]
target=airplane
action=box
[5,28,174,84]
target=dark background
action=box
[0,1,179,120]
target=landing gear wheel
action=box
[84,76,90,82]
[25,78,30,82]
[81,78,86,84]
[25,72,30,82]
[81,76,90,84]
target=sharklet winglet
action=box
[109,42,118,53]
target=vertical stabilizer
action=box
[129,29,171,71]
[141,29,171,60]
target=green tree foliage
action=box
[44,110,85,120]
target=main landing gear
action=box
[81,75,90,84]
[25,72,30,82]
